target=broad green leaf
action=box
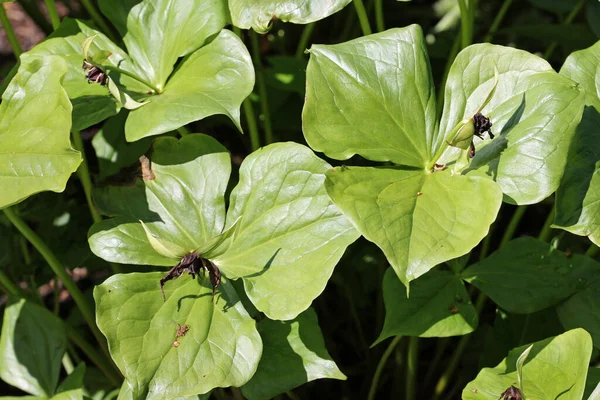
[462,329,592,400]
[95,273,262,399]
[52,363,85,400]
[241,308,345,400]
[0,298,67,397]
[229,0,351,33]
[462,237,595,313]
[374,268,477,343]
[99,0,228,90]
[557,283,600,348]
[213,143,359,320]
[302,26,437,168]
[124,30,254,141]
[585,369,600,400]
[89,134,231,265]
[439,45,583,204]
[325,166,502,287]
[0,55,81,210]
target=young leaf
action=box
[229,0,351,33]
[462,329,592,400]
[95,273,261,399]
[324,166,502,288]
[0,55,81,210]
[241,308,345,400]
[303,26,437,168]
[374,268,477,343]
[515,344,533,391]
[0,298,67,397]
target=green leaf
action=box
[439,45,583,204]
[241,308,345,400]
[95,272,261,399]
[462,237,596,313]
[585,369,600,400]
[0,298,67,397]
[325,166,502,288]
[99,0,228,90]
[302,26,437,168]
[462,329,592,400]
[229,0,351,33]
[374,268,477,343]
[124,29,254,141]
[557,283,600,348]
[529,0,577,13]
[213,142,359,320]
[0,55,81,210]
[89,134,231,265]
[52,363,85,400]
[588,1,600,39]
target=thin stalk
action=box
[250,31,274,145]
[479,222,495,261]
[2,207,108,356]
[0,270,22,297]
[367,336,402,400]
[78,0,118,43]
[353,0,373,36]
[483,0,513,43]
[62,353,75,374]
[543,0,585,60]
[586,244,600,258]
[423,338,450,386]
[176,126,190,136]
[43,0,61,30]
[499,206,527,249]
[53,279,60,315]
[538,207,556,242]
[375,0,385,32]
[18,0,53,34]
[295,23,315,58]
[0,3,22,57]
[436,33,461,118]
[457,0,471,49]
[406,337,419,400]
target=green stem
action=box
[62,353,75,374]
[406,337,419,400]
[0,3,22,57]
[457,0,471,49]
[436,33,461,118]
[586,244,600,258]
[250,31,274,145]
[423,338,450,386]
[78,0,118,43]
[2,207,109,356]
[538,207,556,242]
[18,0,53,34]
[43,0,61,30]
[374,0,385,32]
[353,0,373,36]
[543,0,585,59]
[499,206,527,249]
[176,126,190,137]
[0,270,22,297]
[483,0,513,43]
[295,23,315,58]
[367,336,402,400]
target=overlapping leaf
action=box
[557,282,600,348]
[0,55,81,210]
[229,0,352,33]
[94,273,262,399]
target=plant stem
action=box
[483,0,513,43]
[375,0,385,32]
[250,31,274,145]
[78,0,118,43]
[543,0,585,60]
[367,336,402,400]
[43,0,61,30]
[0,270,22,297]
[62,353,75,374]
[499,206,527,249]
[2,207,109,356]
[406,337,419,400]
[176,126,190,136]
[436,33,461,118]
[586,244,600,258]
[538,207,556,242]
[353,0,373,36]
[457,0,472,49]
[423,338,450,386]
[0,3,22,57]
[295,23,315,58]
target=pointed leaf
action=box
[325,166,502,287]
[462,329,592,400]
[0,298,67,397]
[52,363,85,400]
[241,308,345,400]
[302,26,437,167]
[516,344,533,390]
[125,29,254,141]
[213,142,359,320]
[0,55,81,210]
[375,268,477,344]
[230,0,351,33]
[94,272,262,399]
[99,0,228,90]
[89,134,231,265]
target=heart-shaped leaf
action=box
[374,268,477,343]
[229,0,352,33]
[325,166,501,287]
[95,272,262,399]
[0,298,67,397]
[124,29,254,141]
[0,55,81,210]
[462,329,592,400]
[241,308,345,400]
